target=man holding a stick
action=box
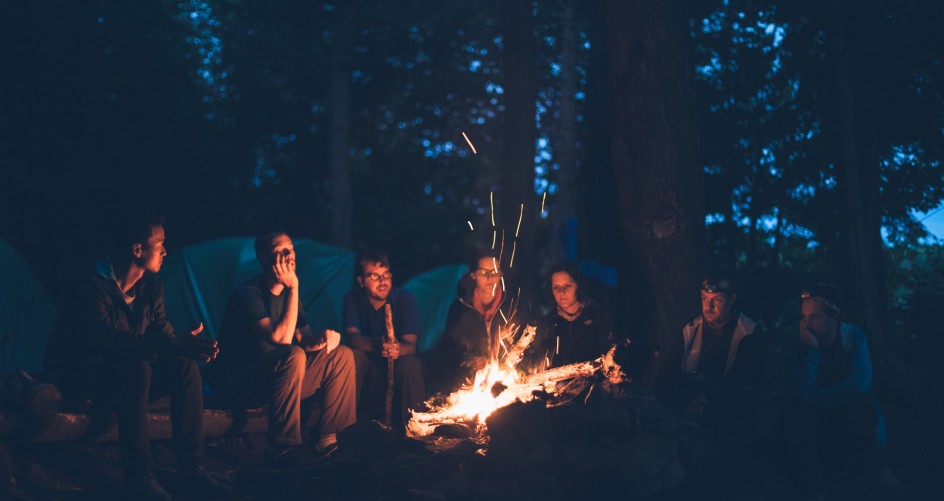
[343,249,424,430]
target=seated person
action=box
[426,250,509,393]
[44,211,225,500]
[660,273,765,448]
[781,285,891,497]
[533,261,616,369]
[214,231,356,459]
[343,249,424,428]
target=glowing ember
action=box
[541,191,547,214]
[467,220,474,231]
[461,131,477,154]
[490,192,495,227]
[515,203,524,237]
[509,240,517,268]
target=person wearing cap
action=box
[663,272,766,448]
[782,284,893,497]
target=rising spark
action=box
[467,220,474,231]
[509,240,517,268]
[500,309,508,324]
[501,276,506,291]
[461,131,478,154]
[492,257,498,272]
[491,229,497,249]
[541,192,547,214]
[556,336,560,355]
[492,282,498,296]
[490,192,495,227]
[498,230,505,263]
[515,204,524,238]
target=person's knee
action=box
[176,358,202,385]
[395,355,423,377]
[352,346,369,369]
[276,345,307,372]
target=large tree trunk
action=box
[327,2,356,249]
[499,0,537,285]
[553,0,579,227]
[606,0,703,364]
[825,0,925,402]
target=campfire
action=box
[407,322,620,438]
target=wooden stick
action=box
[384,304,396,428]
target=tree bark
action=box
[825,0,923,401]
[499,0,537,280]
[605,0,703,363]
[327,2,356,248]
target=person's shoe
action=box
[264,445,308,469]
[182,465,232,494]
[123,473,172,501]
[314,441,340,462]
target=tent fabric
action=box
[0,240,57,376]
[161,237,355,339]
[402,264,468,353]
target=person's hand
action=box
[381,340,400,360]
[685,394,709,423]
[324,329,341,353]
[800,326,819,346]
[461,356,487,371]
[175,322,219,362]
[272,253,299,289]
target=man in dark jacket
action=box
[44,212,225,500]
[661,273,766,448]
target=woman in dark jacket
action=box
[427,251,512,393]
[533,261,616,369]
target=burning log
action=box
[503,324,536,372]
[522,359,601,385]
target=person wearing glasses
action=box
[342,249,424,429]
[533,261,616,370]
[427,250,510,393]
[782,284,895,497]
[662,272,766,449]
[214,231,356,462]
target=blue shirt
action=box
[343,286,421,343]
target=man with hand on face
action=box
[342,249,424,429]
[782,285,894,498]
[664,273,766,448]
[215,231,356,462]
[44,211,226,501]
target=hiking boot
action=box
[123,473,172,501]
[182,465,231,494]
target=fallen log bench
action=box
[1,399,322,444]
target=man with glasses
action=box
[782,284,894,497]
[343,249,424,429]
[663,272,766,449]
[215,231,356,462]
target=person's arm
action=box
[254,252,299,346]
[814,328,872,407]
[385,292,422,359]
[785,331,823,401]
[342,291,379,352]
[147,277,217,361]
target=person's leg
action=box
[827,395,879,481]
[352,347,372,416]
[148,358,205,471]
[302,346,357,438]
[110,359,154,478]
[394,355,425,427]
[217,345,307,446]
[778,398,824,496]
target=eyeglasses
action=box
[800,291,840,314]
[701,282,732,295]
[365,272,393,282]
[475,269,502,278]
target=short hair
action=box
[800,284,843,317]
[356,248,390,276]
[548,261,589,302]
[111,210,165,257]
[700,271,737,295]
[254,231,288,265]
